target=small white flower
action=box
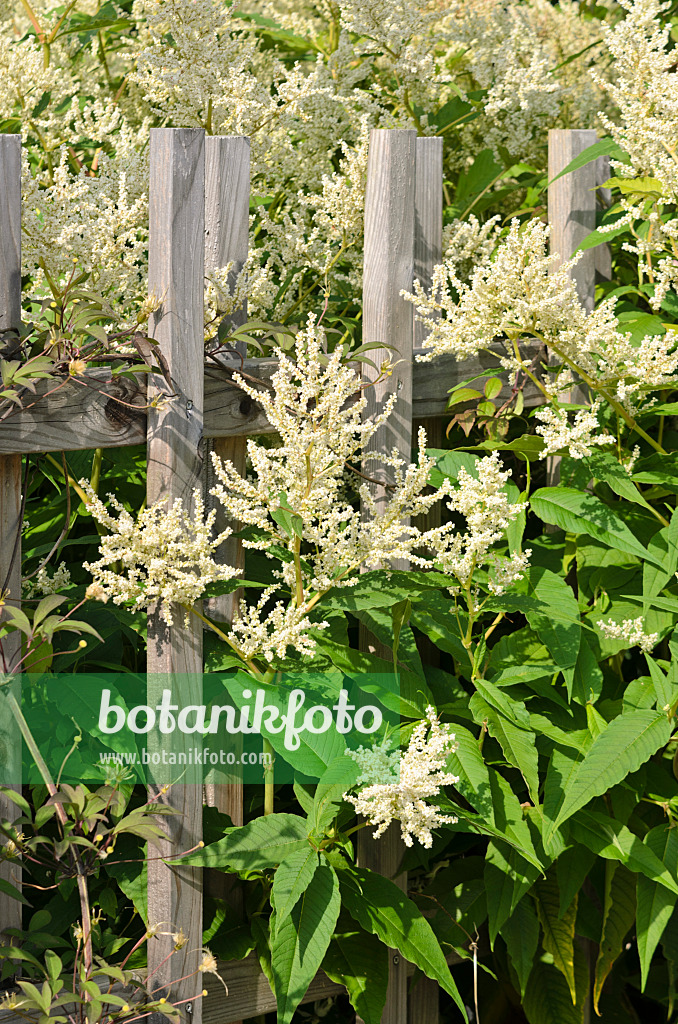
[598,616,658,653]
[344,707,459,849]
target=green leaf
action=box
[0,877,30,906]
[271,848,320,933]
[543,710,672,847]
[484,841,540,945]
[469,697,539,804]
[523,950,588,1024]
[322,929,389,1024]
[179,813,310,869]
[271,860,341,1024]
[391,598,412,675]
[636,825,678,990]
[271,492,304,539]
[495,567,582,675]
[499,895,539,998]
[602,175,664,199]
[339,866,466,1018]
[586,452,654,512]
[311,757,359,834]
[568,809,678,895]
[593,863,636,1014]
[534,873,578,1004]
[447,724,494,818]
[529,488,664,568]
[547,138,630,188]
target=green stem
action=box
[6,691,93,974]
[263,738,274,815]
[90,448,103,496]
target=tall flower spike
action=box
[81,485,238,626]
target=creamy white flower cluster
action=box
[344,707,459,848]
[81,488,238,626]
[405,219,678,419]
[534,399,615,460]
[434,455,528,594]
[598,616,659,653]
[84,316,528,662]
[22,562,71,599]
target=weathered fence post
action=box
[548,127,608,1024]
[202,138,250,1024]
[0,134,23,943]
[146,127,205,1017]
[409,134,444,1024]
[203,136,250,835]
[357,126,417,1024]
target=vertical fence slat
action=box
[409,135,443,1024]
[548,128,599,312]
[0,134,23,943]
[357,127,417,1024]
[548,128,605,1024]
[202,140,249,1022]
[203,135,250,644]
[146,127,205,1018]
[547,129,600,488]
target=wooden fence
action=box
[0,126,606,1024]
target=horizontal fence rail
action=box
[0,125,606,1024]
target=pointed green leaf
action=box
[339,866,466,1018]
[637,825,678,990]
[593,863,636,1014]
[271,860,341,1024]
[470,697,539,805]
[322,929,389,1024]
[179,813,310,869]
[529,488,664,568]
[534,873,577,1003]
[543,711,671,846]
[271,848,319,934]
[484,841,540,945]
[569,810,678,895]
[499,895,539,998]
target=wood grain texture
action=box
[357,127,417,1024]
[202,140,249,948]
[0,135,22,942]
[547,129,599,485]
[146,128,205,1021]
[413,137,443,351]
[0,351,529,454]
[412,140,444,696]
[0,946,472,1024]
[203,136,250,630]
[409,976,440,1024]
[548,129,598,313]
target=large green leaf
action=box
[529,488,664,568]
[469,696,539,805]
[523,951,588,1024]
[447,724,494,818]
[636,825,678,990]
[593,863,636,1014]
[499,895,539,998]
[339,866,466,1017]
[543,710,672,847]
[180,813,310,869]
[322,928,389,1024]
[586,452,655,512]
[534,874,578,1004]
[484,841,540,945]
[271,859,341,1024]
[568,810,678,895]
[271,847,320,933]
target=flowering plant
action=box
[7,0,678,1022]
